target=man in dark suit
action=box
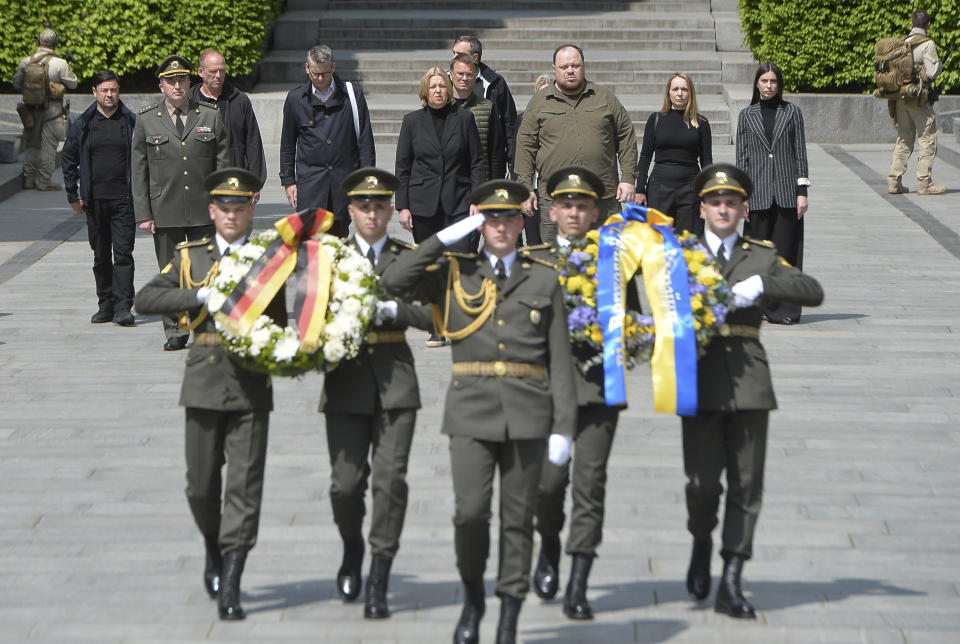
[131,55,231,351]
[382,181,578,644]
[280,43,376,238]
[320,168,433,619]
[682,163,823,618]
[135,168,284,621]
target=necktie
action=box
[174,107,184,137]
[366,247,376,267]
[495,259,506,282]
[716,243,727,267]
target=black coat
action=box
[189,81,266,183]
[62,100,136,205]
[279,76,376,219]
[735,101,808,211]
[394,104,485,219]
[475,61,518,170]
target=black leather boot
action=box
[453,578,485,644]
[337,536,364,601]
[218,550,247,620]
[532,534,561,599]
[686,536,712,600]
[203,536,223,599]
[494,594,522,644]
[562,553,594,620]
[364,554,392,619]
[714,553,756,619]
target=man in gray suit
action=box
[132,55,230,351]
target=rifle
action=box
[928,46,954,106]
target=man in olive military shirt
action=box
[135,168,284,621]
[682,163,823,619]
[320,168,433,619]
[132,55,230,351]
[382,180,577,644]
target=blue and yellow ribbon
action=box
[596,203,698,416]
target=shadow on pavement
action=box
[524,619,687,644]
[795,312,869,323]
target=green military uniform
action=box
[682,163,823,618]
[131,55,231,340]
[134,168,280,620]
[382,182,577,605]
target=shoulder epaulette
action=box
[523,255,563,271]
[742,236,775,248]
[196,100,217,110]
[175,236,212,250]
[519,242,554,252]
[139,103,159,114]
[389,239,415,251]
[442,250,477,259]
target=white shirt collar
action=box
[556,235,572,248]
[486,249,517,277]
[703,229,737,260]
[312,82,336,102]
[354,235,388,263]
[216,234,246,256]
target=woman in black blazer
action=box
[395,67,485,253]
[736,62,810,324]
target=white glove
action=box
[374,300,398,326]
[436,213,485,246]
[547,434,573,466]
[731,275,764,308]
[196,286,212,305]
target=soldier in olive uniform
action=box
[682,163,823,618]
[132,55,230,351]
[320,168,433,619]
[382,180,578,644]
[527,167,642,620]
[135,168,284,621]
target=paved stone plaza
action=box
[1,141,959,643]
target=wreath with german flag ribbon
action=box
[206,208,382,376]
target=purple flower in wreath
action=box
[567,304,598,331]
[711,304,728,326]
[690,281,708,296]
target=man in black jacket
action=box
[62,69,137,326]
[189,49,266,188]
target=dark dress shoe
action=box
[204,536,223,599]
[336,536,364,601]
[562,553,594,620]
[714,553,756,619]
[113,310,135,327]
[686,536,712,600]
[163,335,189,351]
[364,554,392,619]
[532,534,561,599]
[218,550,247,620]
[494,594,522,644]
[91,309,114,324]
[453,578,485,644]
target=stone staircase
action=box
[254,0,754,149]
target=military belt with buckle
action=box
[193,332,221,346]
[366,330,406,344]
[452,361,547,378]
[717,324,760,339]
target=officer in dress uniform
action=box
[682,163,823,618]
[132,55,230,351]
[134,168,284,621]
[320,168,433,619]
[525,166,643,620]
[381,180,578,644]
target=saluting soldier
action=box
[135,168,284,621]
[381,181,577,644]
[320,168,433,619]
[132,55,230,351]
[526,167,642,620]
[682,163,823,618]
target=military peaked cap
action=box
[471,180,528,217]
[693,163,753,199]
[205,168,263,203]
[156,55,191,79]
[342,167,400,201]
[545,166,603,200]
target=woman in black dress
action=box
[736,62,810,324]
[633,72,712,235]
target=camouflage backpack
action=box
[873,34,930,98]
[21,52,52,107]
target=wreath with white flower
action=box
[206,228,382,376]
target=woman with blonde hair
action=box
[633,72,713,234]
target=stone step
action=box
[288,0,711,11]
[308,38,717,52]
[257,79,726,95]
[304,10,716,28]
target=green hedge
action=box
[739,1,958,93]
[2,0,282,83]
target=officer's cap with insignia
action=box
[342,167,400,202]
[546,166,603,201]
[693,162,753,199]
[156,55,192,79]
[471,180,528,217]
[205,168,263,204]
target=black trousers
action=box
[647,168,702,236]
[744,203,804,322]
[412,207,478,254]
[86,197,136,313]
